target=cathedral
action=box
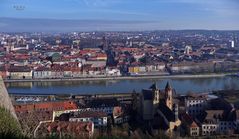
[137,81,181,133]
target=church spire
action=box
[165,81,173,110]
[149,82,157,90]
[165,81,172,91]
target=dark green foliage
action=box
[0,107,24,139]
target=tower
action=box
[232,33,237,48]
[165,82,173,110]
[184,45,192,55]
[5,45,10,54]
[149,83,160,105]
[231,40,235,48]
[102,36,108,51]
[26,44,29,50]
[140,83,160,120]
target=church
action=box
[134,82,181,134]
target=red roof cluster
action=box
[14,100,78,112]
[40,121,93,138]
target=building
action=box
[169,61,214,74]
[140,83,161,121]
[165,82,173,110]
[231,40,235,48]
[69,111,107,127]
[185,95,207,118]
[181,113,199,137]
[8,66,32,79]
[201,115,219,136]
[0,67,7,79]
[37,121,94,138]
[197,98,237,136]
[85,98,121,115]
[33,67,52,79]
[141,89,155,120]
[14,100,78,112]
[156,103,181,133]
[184,45,192,55]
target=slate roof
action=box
[86,98,120,108]
[142,89,154,100]
[158,102,175,122]
[149,83,157,90]
[181,113,199,128]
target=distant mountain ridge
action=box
[0,17,158,32]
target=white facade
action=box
[9,71,32,79]
[202,121,235,135]
[106,68,121,76]
[190,127,199,136]
[33,71,52,79]
[202,123,218,136]
[185,45,192,55]
[231,40,235,48]
[69,116,107,127]
[185,98,207,117]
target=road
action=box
[3,73,229,83]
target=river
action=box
[5,76,239,95]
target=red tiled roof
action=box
[14,100,78,112]
[181,113,198,128]
[47,121,92,132]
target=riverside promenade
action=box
[4,73,228,83]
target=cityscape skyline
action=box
[0,0,239,31]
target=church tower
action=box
[165,82,173,110]
[150,83,160,105]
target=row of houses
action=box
[168,60,239,74]
[0,64,121,79]
[128,63,167,75]
[181,94,239,137]
[14,97,130,138]
[131,83,239,137]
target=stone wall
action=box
[0,76,18,120]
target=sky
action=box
[0,0,239,31]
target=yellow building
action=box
[8,66,32,79]
[128,66,140,75]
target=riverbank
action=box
[3,73,230,83]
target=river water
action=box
[5,76,239,95]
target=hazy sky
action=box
[0,0,239,31]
